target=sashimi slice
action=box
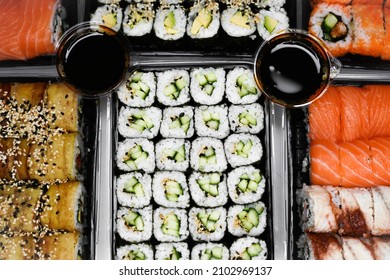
[341,237,375,260]
[381,8,390,60]
[366,85,390,138]
[371,186,390,236]
[369,137,390,186]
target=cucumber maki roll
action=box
[190,137,227,172]
[194,105,230,139]
[189,172,228,207]
[191,243,229,260]
[116,244,154,260]
[156,70,190,106]
[190,67,225,105]
[90,4,122,32]
[152,171,190,208]
[256,8,289,40]
[154,207,189,242]
[116,206,153,242]
[228,103,264,134]
[118,107,162,139]
[155,242,190,260]
[226,67,260,104]
[224,134,262,168]
[188,207,227,241]
[227,202,267,236]
[160,106,194,138]
[227,166,266,204]
[116,138,155,173]
[117,71,156,107]
[230,237,268,260]
[155,139,190,171]
[187,1,220,39]
[221,8,256,37]
[154,5,186,40]
[122,4,154,37]
[116,172,152,208]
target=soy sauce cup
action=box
[253,29,342,108]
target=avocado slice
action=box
[164,11,176,30]
[191,17,203,35]
[230,11,250,29]
[264,15,278,33]
[102,13,117,29]
[322,13,338,33]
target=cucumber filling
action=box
[236,171,262,194]
[197,210,220,232]
[161,213,180,237]
[196,172,221,197]
[164,77,187,100]
[127,249,146,260]
[165,247,182,260]
[123,145,149,170]
[163,144,186,163]
[169,113,191,133]
[128,110,154,132]
[123,177,145,197]
[238,111,257,127]
[164,179,184,202]
[239,243,263,260]
[200,247,223,260]
[196,72,217,95]
[123,210,144,231]
[234,140,253,158]
[127,73,150,100]
[321,12,348,42]
[237,206,263,232]
[199,146,217,170]
[202,110,220,130]
[236,74,257,97]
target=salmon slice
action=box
[311,0,351,4]
[365,85,390,138]
[381,8,390,60]
[369,137,390,185]
[309,86,341,143]
[341,237,375,260]
[371,186,390,236]
[339,140,375,187]
[352,0,383,4]
[310,140,341,186]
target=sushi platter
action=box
[1,0,390,261]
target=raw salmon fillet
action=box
[381,8,390,60]
[369,137,390,186]
[365,85,390,138]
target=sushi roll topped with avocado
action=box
[256,8,289,40]
[221,6,256,37]
[91,4,123,32]
[122,4,155,37]
[187,0,220,39]
[154,5,186,40]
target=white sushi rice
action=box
[226,67,260,104]
[116,243,154,260]
[228,103,264,134]
[224,134,262,167]
[186,5,220,39]
[188,207,227,242]
[154,207,189,242]
[118,106,162,139]
[117,71,156,107]
[160,106,195,138]
[116,138,155,173]
[116,172,152,208]
[155,242,190,260]
[227,165,266,204]
[221,8,256,37]
[257,8,289,40]
[191,243,230,260]
[156,70,190,106]
[152,171,190,208]
[194,105,230,139]
[90,4,123,32]
[190,137,227,172]
[189,172,228,207]
[154,5,186,40]
[190,68,225,105]
[122,4,154,37]
[227,202,267,237]
[98,0,120,3]
[155,138,190,171]
[116,206,153,242]
[254,0,286,9]
[230,237,268,260]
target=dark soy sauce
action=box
[58,32,129,96]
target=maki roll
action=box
[118,107,162,139]
[230,237,267,260]
[155,242,190,260]
[227,166,266,204]
[191,243,229,260]
[224,134,262,167]
[116,172,152,208]
[156,70,190,106]
[190,137,227,172]
[190,67,225,105]
[256,8,289,40]
[155,139,190,171]
[221,8,256,37]
[188,207,227,241]
[37,232,84,260]
[194,105,230,139]
[160,106,194,138]
[122,4,154,37]
[226,67,260,104]
[116,206,153,243]
[253,0,286,9]
[116,244,154,260]
[297,233,344,260]
[228,103,264,134]
[0,235,35,260]
[187,1,220,39]
[189,172,228,207]
[227,202,267,236]
[154,207,189,242]
[152,171,190,208]
[116,138,155,173]
[90,4,123,32]
[117,71,156,107]
[154,5,186,40]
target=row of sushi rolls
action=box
[0,83,85,259]
[114,66,269,260]
[92,0,289,40]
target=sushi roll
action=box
[154,5,186,40]
[116,206,153,243]
[37,232,84,260]
[116,138,155,173]
[227,202,267,236]
[297,233,344,260]
[156,70,190,106]
[155,242,190,260]
[116,243,154,260]
[190,67,225,105]
[256,8,289,40]
[189,172,228,207]
[226,67,260,104]
[194,105,230,139]
[228,103,264,134]
[188,207,227,241]
[160,106,194,138]
[118,106,162,139]
[221,8,256,37]
[308,3,352,57]
[224,134,262,167]
[227,166,266,204]
[190,137,227,172]
[155,139,190,171]
[90,4,123,32]
[154,207,189,242]
[230,237,268,260]
[122,4,154,37]
[187,1,220,39]
[152,171,190,208]
[191,243,229,260]
[116,172,152,208]
[117,71,156,107]
[0,235,36,260]
[253,0,286,9]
